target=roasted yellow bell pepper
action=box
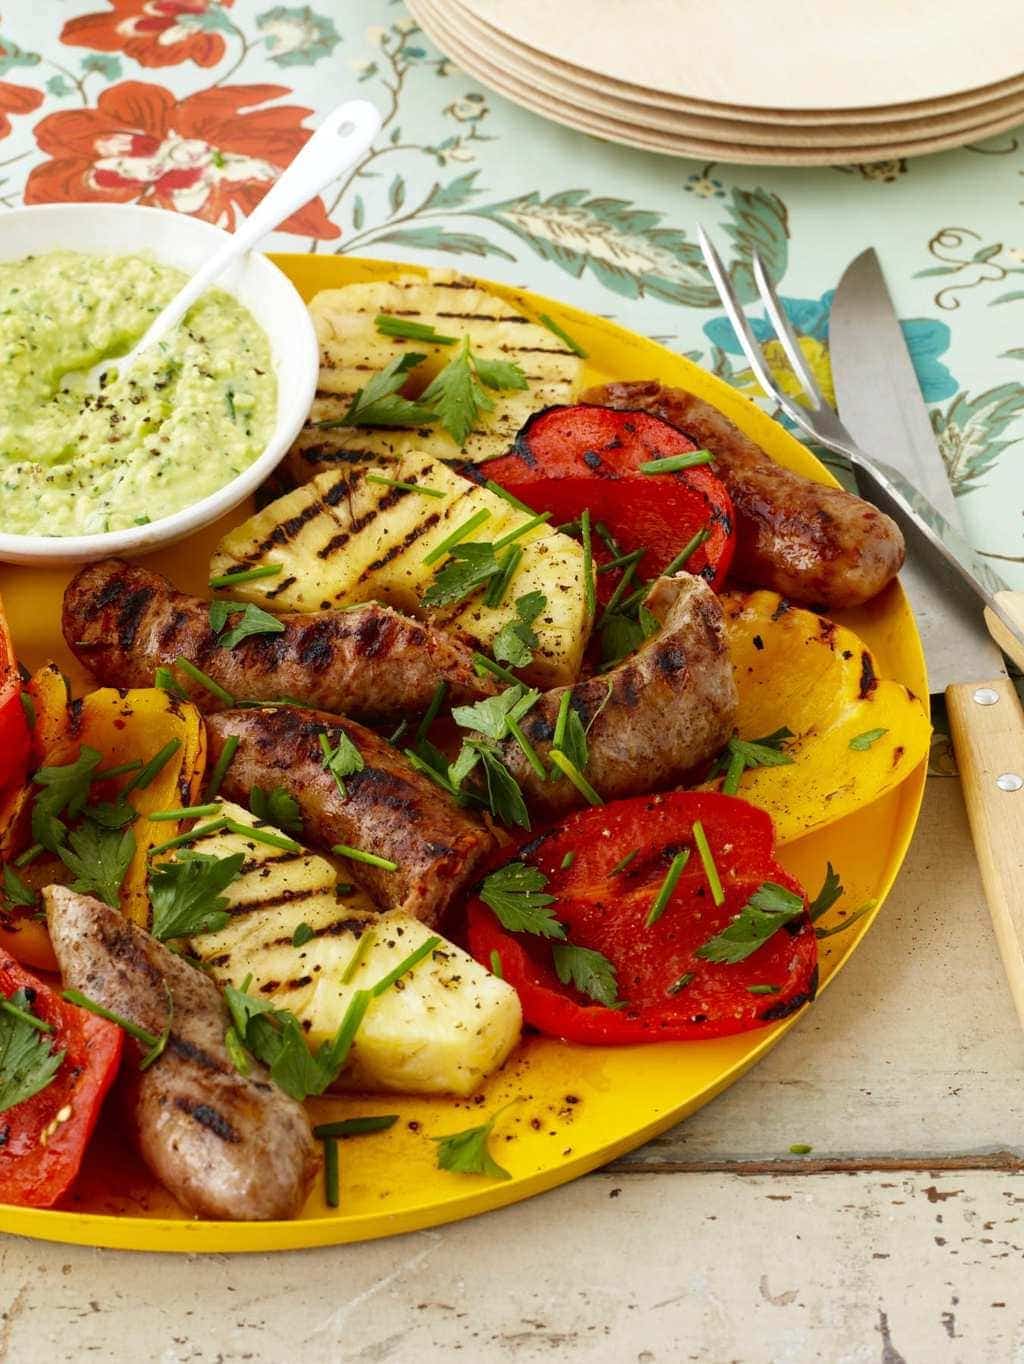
[703,591,931,845]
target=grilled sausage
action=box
[63,558,495,720]
[44,884,318,1222]
[584,380,905,608]
[206,706,493,925]
[499,574,737,816]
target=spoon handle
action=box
[137,100,380,355]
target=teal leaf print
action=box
[931,384,1024,495]
[476,189,712,305]
[45,74,71,98]
[257,5,340,66]
[388,174,406,214]
[423,170,484,211]
[194,4,238,33]
[721,187,790,301]
[369,225,515,261]
[352,194,365,231]
[81,53,122,81]
[0,37,40,76]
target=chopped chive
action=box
[126,738,182,792]
[340,927,377,984]
[537,312,588,357]
[148,818,229,856]
[549,749,603,806]
[580,508,595,618]
[388,719,409,747]
[597,548,644,574]
[371,935,440,997]
[553,690,572,753]
[484,545,523,609]
[489,949,504,979]
[645,849,691,927]
[598,559,638,626]
[555,518,581,537]
[415,680,448,745]
[748,983,780,995]
[692,820,724,906]
[225,1025,250,1075]
[323,1135,340,1208]
[209,563,282,589]
[615,582,651,617]
[666,970,694,996]
[506,715,547,781]
[331,844,399,872]
[155,666,188,699]
[472,652,521,686]
[374,313,457,345]
[0,996,53,1033]
[492,510,551,551]
[148,803,221,823]
[365,473,446,499]
[560,850,576,870]
[226,818,301,853]
[639,451,714,474]
[63,989,160,1050]
[610,849,638,876]
[422,508,492,565]
[174,657,235,706]
[205,735,239,800]
[662,528,711,578]
[403,748,463,799]
[323,988,372,1072]
[93,759,143,781]
[14,843,43,868]
[721,749,746,797]
[313,1114,399,1139]
[595,522,621,557]
[484,480,534,513]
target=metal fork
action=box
[696,226,1024,658]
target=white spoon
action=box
[70,98,381,391]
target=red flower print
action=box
[62,0,234,70]
[0,80,43,140]
[25,81,340,240]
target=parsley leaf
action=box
[329,352,437,429]
[849,727,889,751]
[451,683,539,742]
[250,785,303,835]
[552,943,620,1007]
[2,865,38,911]
[209,600,285,650]
[0,989,65,1114]
[248,1007,332,1102]
[694,881,806,965]
[479,862,564,938]
[58,823,135,908]
[473,355,530,392]
[83,796,136,830]
[148,850,243,941]
[292,922,314,948]
[420,542,500,608]
[492,592,546,668]
[319,731,365,798]
[419,337,493,447]
[475,745,530,829]
[432,1103,516,1180]
[31,746,103,851]
[600,605,661,669]
[807,862,843,923]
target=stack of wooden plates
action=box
[407,0,1024,164]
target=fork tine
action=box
[751,250,827,412]
[696,227,820,441]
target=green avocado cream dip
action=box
[0,250,276,536]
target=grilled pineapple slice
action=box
[287,269,584,480]
[209,453,591,686]
[186,804,522,1097]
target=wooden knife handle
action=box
[947,676,1024,1028]
[984,590,1024,675]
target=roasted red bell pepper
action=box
[0,594,29,796]
[467,791,817,1044]
[0,954,123,1207]
[482,405,736,596]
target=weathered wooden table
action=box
[2,773,1020,1363]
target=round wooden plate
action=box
[0,255,927,1253]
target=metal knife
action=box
[830,247,1024,1029]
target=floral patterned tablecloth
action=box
[1,0,1022,584]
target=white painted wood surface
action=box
[3,776,1023,1362]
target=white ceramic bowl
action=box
[0,203,318,566]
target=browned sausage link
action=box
[500,574,737,817]
[44,884,318,1222]
[583,381,905,609]
[206,707,493,925]
[62,559,495,720]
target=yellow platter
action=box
[0,254,928,1253]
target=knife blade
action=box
[829,246,1008,693]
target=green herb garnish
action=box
[645,849,691,927]
[479,862,563,938]
[209,563,283,590]
[319,730,365,798]
[695,882,806,965]
[849,728,888,751]
[249,785,303,834]
[692,820,724,906]
[209,600,285,650]
[374,313,456,345]
[149,850,243,940]
[639,451,713,474]
[552,943,620,1007]
[0,989,64,1115]
[432,1100,518,1180]
[331,844,398,871]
